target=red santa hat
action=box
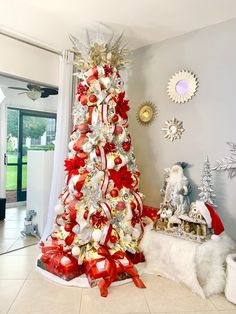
[195,200,224,240]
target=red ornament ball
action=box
[114,156,122,165]
[77,124,89,134]
[110,189,119,198]
[116,201,126,211]
[136,171,141,177]
[95,148,101,156]
[80,95,88,106]
[114,125,123,135]
[89,94,97,103]
[130,202,136,210]
[110,235,118,243]
[64,223,73,232]
[112,115,119,123]
[122,142,131,152]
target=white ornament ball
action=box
[55,204,65,215]
[107,157,115,169]
[92,229,102,242]
[71,246,81,256]
[82,142,93,153]
[72,224,80,234]
[68,141,75,151]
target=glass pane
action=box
[23,116,56,152]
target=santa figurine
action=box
[196,200,224,240]
[162,162,191,215]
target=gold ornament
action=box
[162,117,185,141]
[167,70,198,103]
[137,102,157,125]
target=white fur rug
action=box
[140,225,236,298]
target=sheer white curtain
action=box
[41,50,74,241]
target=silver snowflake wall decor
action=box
[213,142,236,179]
[162,117,185,141]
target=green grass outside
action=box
[6,154,27,191]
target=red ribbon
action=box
[73,133,87,152]
[86,247,145,297]
[74,171,88,193]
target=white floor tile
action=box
[8,279,82,314]
[0,280,24,313]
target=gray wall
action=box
[127,18,236,240]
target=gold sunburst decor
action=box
[167,70,198,103]
[137,102,157,125]
[162,117,185,141]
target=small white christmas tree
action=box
[198,156,217,208]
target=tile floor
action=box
[0,206,37,255]
[0,245,235,314]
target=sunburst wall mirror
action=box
[167,70,198,103]
[137,101,157,125]
[162,117,185,141]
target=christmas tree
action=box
[198,156,217,208]
[38,35,145,296]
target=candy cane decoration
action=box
[99,144,107,170]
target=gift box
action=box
[38,245,83,281]
[84,258,112,287]
[84,247,146,297]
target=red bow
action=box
[96,247,146,297]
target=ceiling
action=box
[1,0,236,51]
[0,75,58,110]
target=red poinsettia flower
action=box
[114,92,130,120]
[109,165,134,190]
[90,211,108,228]
[104,142,117,153]
[64,154,86,183]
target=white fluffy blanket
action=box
[140,225,236,298]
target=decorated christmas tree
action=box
[37,34,145,296]
[198,156,217,208]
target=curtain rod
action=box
[0,29,61,56]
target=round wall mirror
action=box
[167,70,198,103]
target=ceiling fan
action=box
[8,83,58,101]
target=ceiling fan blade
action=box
[18,92,27,95]
[8,87,29,91]
[41,88,58,95]
[27,84,42,92]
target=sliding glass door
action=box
[6,108,56,203]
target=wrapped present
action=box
[142,205,159,224]
[85,247,146,297]
[37,245,83,281]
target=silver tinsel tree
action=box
[198,156,217,208]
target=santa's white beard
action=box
[168,172,184,190]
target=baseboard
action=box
[6,201,26,208]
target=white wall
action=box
[128,19,236,240]
[0,34,59,86]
